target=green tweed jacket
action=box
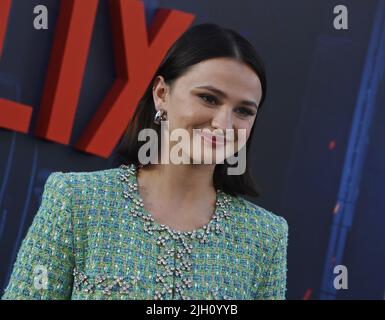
[2,164,288,300]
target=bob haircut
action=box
[115,23,267,197]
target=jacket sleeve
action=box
[1,172,75,300]
[255,217,289,300]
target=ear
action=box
[152,75,170,112]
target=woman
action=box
[2,23,288,300]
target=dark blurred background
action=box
[1,0,384,299]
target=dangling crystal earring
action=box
[154,109,167,124]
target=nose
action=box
[211,106,233,132]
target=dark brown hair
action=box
[115,23,267,197]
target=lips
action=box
[200,131,226,146]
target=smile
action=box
[199,131,226,146]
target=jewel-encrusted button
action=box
[72,268,141,297]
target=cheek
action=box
[169,101,211,129]
[234,119,254,140]
[231,119,254,153]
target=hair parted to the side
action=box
[115,23,267,197]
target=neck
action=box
[137,163,217,203]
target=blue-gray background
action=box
[1,0,384,299]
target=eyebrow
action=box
[194,85,259,109]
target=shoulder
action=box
[41,167,125,216]
[231,195,288,243]
[45,166,123,195]
[59,166,122,185]
[41,166,127,234]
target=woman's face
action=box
[152,57,263,165]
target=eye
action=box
[198,93,219,105]
[235,106,256,117]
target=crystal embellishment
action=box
[72,268,140,296]
[119,163,233,300]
